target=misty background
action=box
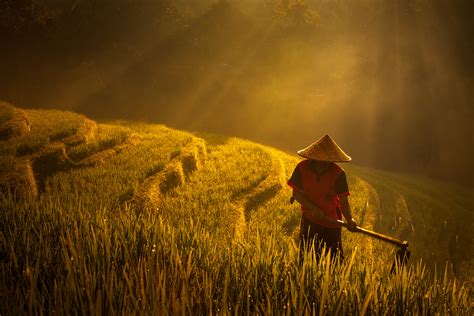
[1,0,473,186]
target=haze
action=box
[1,0,473,186]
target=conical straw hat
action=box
[297,135,351,162]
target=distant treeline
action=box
[1,0,473,185]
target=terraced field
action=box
[0,102,471,314]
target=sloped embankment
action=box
[0,103,30,140]
[1,119,98,197]
[79,133,142,165]
[0,103,149,199]
[0,103,35,198]
[127,137,207,212]
[27,117,99,194]
[226,148,287,240]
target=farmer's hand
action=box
[347,218,358,232]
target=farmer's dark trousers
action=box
[299,216,344,262]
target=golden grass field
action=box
[0,101,472,314]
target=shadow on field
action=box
[32,145,82,193]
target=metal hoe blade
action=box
[390,246,411,274]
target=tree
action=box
[273,0,320,32]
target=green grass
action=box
[0,105,472,314]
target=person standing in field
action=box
[288,134,357,261]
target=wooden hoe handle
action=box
[337,220,409,248]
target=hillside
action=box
[0,102,472,314]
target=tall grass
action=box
[0,195,470,314]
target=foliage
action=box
[273,0,320,32]
[0,0,55,34]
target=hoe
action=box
[337,220,411,273]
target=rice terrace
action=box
[1,0,474,314]
[0,102,471,314]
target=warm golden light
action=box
[1,0,472,184]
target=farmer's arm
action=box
[335,172,357,230]
[292,190,341,226]
[340,195,357,229]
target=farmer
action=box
[288,134,357,261]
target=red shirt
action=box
[288,160,350,228]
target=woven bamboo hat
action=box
[297,135,351,162]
